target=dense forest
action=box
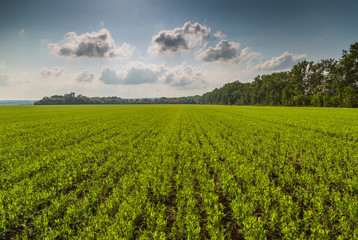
[200,42,358,107]
[35,42,358,107]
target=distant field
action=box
[0,105,357,239]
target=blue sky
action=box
[0,0,357,99]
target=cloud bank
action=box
[40,67,64,78]
[196,40,253,64]
[76,71,95,82]
[252,51,307,71]
[49,29,133,59]
[99,62,205,89]
[148,22,210,54]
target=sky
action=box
[0,0,357,100]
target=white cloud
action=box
[53,67,64,77]
[40,67,64,78]
[40,67,52,78]
[148,22,210,54]
[115,43,133,58]
[99,62,205,89]
[76,70,95,83]
[0,74,9,86]
[162,63,206,89]
[48,28,133,59]
[213,31,226,39]
[252,51,307,71]
[196,40,255,64]
[99,62,164,85]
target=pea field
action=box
[0,105,357,239]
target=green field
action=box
[1,105,357,239]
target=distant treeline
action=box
[35,42,358,107]
[34,92,201,105]
[0,100,36,106]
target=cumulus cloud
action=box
[99,62,164,85]
[252,51,307,71]
[53,67,64,77]
[196,40,253,64]
[76,70,95,82]
[40,67,64,78]
[0,74,9,86]
[40,68,52,78]
[148,22,210,54]
[99,62,205,89]
[48,29,133,59]
[162,64,205,89]
[213,31,226,39]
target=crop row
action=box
[0,105,357,239]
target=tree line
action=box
[34,92,201,105]
[35,42,358,107]
[200,42,358,107]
